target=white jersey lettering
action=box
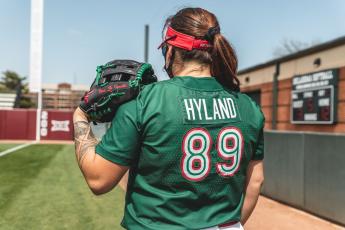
[226,98,237,118]
[202,99,212,120]
[183,97,237,122]
[213,98,222,120]
[193,98,203,120]
[184,99,195,120]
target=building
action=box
[25,83,89,110]
[238,36,345,133]
[0,93,16,109]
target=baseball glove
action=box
[79,60,157,123]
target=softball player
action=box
[73,7,264,230]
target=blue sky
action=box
[0,0,345,85]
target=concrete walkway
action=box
[245,196,344,230]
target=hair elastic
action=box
[204,26,220,42]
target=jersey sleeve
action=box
[252,107,265,161]
[95,100,141,166]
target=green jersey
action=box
[96,76,264,230]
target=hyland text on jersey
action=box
[183,97,237,122]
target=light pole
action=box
[29,0,44,141]
[144,24,149,62]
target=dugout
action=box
[237,35,345,226]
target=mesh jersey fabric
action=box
[96,76,265,230]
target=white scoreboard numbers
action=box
[291,69,339,124]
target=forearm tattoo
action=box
[73,121,98,168]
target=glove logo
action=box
[115,83,128,89]
[83,89,95,103]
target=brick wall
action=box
[242,67,345,133]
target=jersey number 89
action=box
[181,127,243,181]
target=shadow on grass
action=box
[0,144,63,211]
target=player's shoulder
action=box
[115,98,137,118]
[235,91,265,123]
[114,80,172,123]
[236,92,259,107]
[141,78,172,91]
[137,79,172,100]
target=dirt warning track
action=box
[245,196,344,230]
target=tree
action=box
[273,38,321,58]
[0,70,35,108]
[0,71,25,90]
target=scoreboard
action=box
[291,69,338,124]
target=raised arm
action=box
[73,107,128,195]
[241,160,264,225]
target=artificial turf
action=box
[0,144,20,152]
[0,144,125,230]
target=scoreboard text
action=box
[291,69,338,124]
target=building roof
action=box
[42,83,89,91]
[238,35,345,75]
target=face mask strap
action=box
[164,47,175,79]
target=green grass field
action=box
[0,144,20,152]
[0,144,125,230]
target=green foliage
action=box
[0,70,35,108]
[0,83,13,93]
[0,144,125,230]
[19,96,35,108]
[1,70,25,90]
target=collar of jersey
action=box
[169,76,224,91]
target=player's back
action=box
[123,76,264,230]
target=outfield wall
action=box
[0,109,36,140]
[0,109,73,140]
[262,131,345,226]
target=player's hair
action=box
[164,7,240,91]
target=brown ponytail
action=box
[212,33,239,91]
[164,7,240,91]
